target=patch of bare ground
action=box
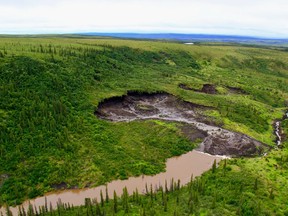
[179,83,249,96]
[96,91,268,157]
[226,86,247,94]
[179,83,217,94]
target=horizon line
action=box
[0,32,288,40]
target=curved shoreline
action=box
[0,150,223,216]
[1,96,284,216]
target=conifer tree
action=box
[6,205,12,216]
[212,159,217,173]
[22,206,26,216]
[170,178,174,192]
[122,187,129,213]
[18,206,23,216]
[177,179,180,191]
[150,184,153,202]
[105,186,109,203]
[45,197,48,213]
[100,190,104,207]
[95,200,101,216]
[165,180,168,194]
[113,191,118,213]
[27,203,34,216]
[163,194,168,212]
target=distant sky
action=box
[0,0,287,38]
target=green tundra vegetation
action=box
[0,36,288,215]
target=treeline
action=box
[0,45,199,205]
[6,157,287,216]
[0,37,287,209]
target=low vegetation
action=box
[0,36,287,214]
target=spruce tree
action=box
[163,194,168,212]
[100,190,104,207]
[113,191,118,213]
[8,208,13,216]
[105,186,109,203]
[95,200,101,216]
[136,188,139,204]
[212,159,217,173]
[45,197,48,213]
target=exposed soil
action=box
[274,110,288,148]
[226,86,247,94]
[50,182,79,190]
[51,182,68,190]
[180,124,208,141]
[197,133,264,156]
[96,91,267,157]
[178,83,217,94]
[179,83,248,96]
[178,83,195,91]
[199,84,217,94]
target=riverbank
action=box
[1,151,223,216]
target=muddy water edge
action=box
[1,92,282,216]
[1,151,223,216]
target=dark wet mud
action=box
[226,86,247,94]
[96,92,267,156]
[198,84,217,94]
[179,83,247,95]
[178,83,217,94]
[0,92,275,216]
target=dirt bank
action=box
[96,92,267,157]
[226,86,247,94]
[0,151,222,216]
[178,83,217,94]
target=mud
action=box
[50,182,68,190]
[179,83,247,96]
[0,151,223,216]
[178,83,217,94]
[275,110,288,148]
[178,83,195,91]
[96,92,267,156]
[180,124,208,141]
[199,84,217,94]
[226,86,247,94]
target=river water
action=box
[0,151,224,216]
[1,94,281,215]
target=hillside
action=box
[0,36,288,215]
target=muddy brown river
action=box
[1,92,272,215]
[0,151,224,216]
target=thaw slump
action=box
[0,92,271,216]
[96,92,266,156]
[275,121,281,147]
[275,110,288,148]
